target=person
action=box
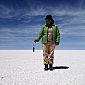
[34,15,60,71]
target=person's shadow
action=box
[52,66,69,70]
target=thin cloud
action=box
[0,4,85,36]
[0,4,85,19]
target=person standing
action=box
[34,15,60,71]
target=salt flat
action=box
[0,50,85,85]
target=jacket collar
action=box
[45,24,55,27]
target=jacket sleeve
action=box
[56,26,60,43]
[35,26,44,42]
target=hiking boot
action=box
[49,64,53,71]
[44,64,48,71]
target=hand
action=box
[34,39,38,43]
[55,42,59,45]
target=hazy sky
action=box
[0,0,85,50]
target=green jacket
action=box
[35,24,60,44]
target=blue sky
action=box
[0,0,85,50]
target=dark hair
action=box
[51,19,54,24]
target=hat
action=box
[45,15,53,20]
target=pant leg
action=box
[48,41,56,64]
[42,43,49,64]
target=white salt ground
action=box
[0,50,85,85]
